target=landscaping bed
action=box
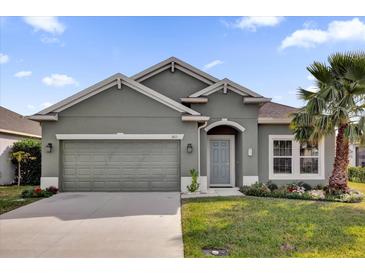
[182,182,365,257]
[0,185,58,215]
[240,182,364,203]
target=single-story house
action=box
[0,106,41,185]
[29,57,335,192]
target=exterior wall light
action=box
[187,143,193,153]
[46,143,53,153]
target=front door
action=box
[209,135,234,186]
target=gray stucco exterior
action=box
[192,91,260,187]
[34,57,336,191]
[41,85,198,183]
[141,69,209,101]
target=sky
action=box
[1,16,365,115]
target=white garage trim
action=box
[56,134,184,140]
[41,177,58,189]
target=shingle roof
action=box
[258,102,298,119]
[0,106,41,137]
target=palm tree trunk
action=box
[328,124,349,192]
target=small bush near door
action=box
[187,169,200,193]
[10,138,41,185]
[348,166,365,183]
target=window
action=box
[300,142,319,174]
[273,140,292,174]
[269,135,324,179]
[356,147,365,167]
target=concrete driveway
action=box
[0,192,183,258]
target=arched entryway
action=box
[206,123,242,187]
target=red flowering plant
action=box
[34,186,42,194]
[287,184,305,194]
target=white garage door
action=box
[62,140,180,191]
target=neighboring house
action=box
[0,106,41,185]
[349,144,365,167]
[29,57,335,192]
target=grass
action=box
[181,181,365,258]
[0,185,41,215]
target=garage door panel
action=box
[62,140,179,191]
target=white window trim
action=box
[269,135,325,180]
[56,134,184,140]
[207,135,235,187]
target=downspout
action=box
[197,121,208,179]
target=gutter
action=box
[0,128,41,139]
[197,122,208,179]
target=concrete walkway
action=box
[0,192,183,258]
[181,187,244,199]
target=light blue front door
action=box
[210,140,230,185]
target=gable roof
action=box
[258,102,298,124]
[189,78,265,98]
[0,106,41,138]
[131,57,219,85]
[30,72,201,121]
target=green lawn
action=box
[182,182,365,258]
[0,185,41,215]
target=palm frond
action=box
[306,96,325,115]
[297,88,316,101]
[307,62,333,85]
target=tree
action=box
[291,52,365,193]
[10,138,41,185]
[11,151,36,186]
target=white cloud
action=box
[280,18,365,50]
[232,16,284,31]
[303,20,317,29]
[27,102,54,111]
[288,90,297,95]
[306,85,319,92]
[203,60,224,70]
[14,70,32,78]
[40,102,54,108]
[42,74,77,87]
[307,75,315,81]
[40,36,60,44]
[0,53,9,64]
[23,17,65,35]
[273,95,283,101]
[27,104,35,110]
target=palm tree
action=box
[11,151,36,186]
[291,52,365,192]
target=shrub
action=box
[336,190,364,203]
[265,181,278,192]
[21,188,34,198]
[240,182,363,203]
[241,182,270,197]
[297,181,312,191]
[20,186,55,198]
[187,169,200,193]
[46,186,59,194]
[348,166,365,183]
[286,183,306,194]
[10,138,41,185]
